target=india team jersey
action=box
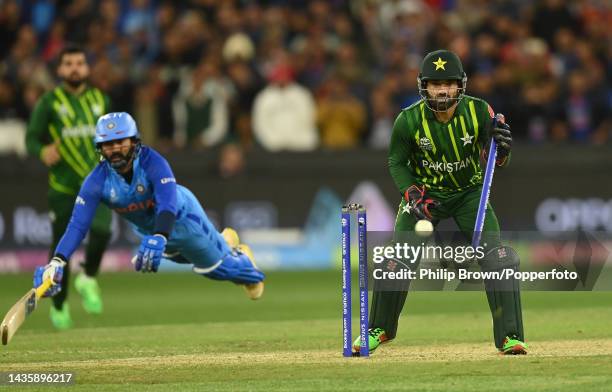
[388,95,498,193]
[55,146,197,259]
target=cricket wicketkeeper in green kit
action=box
[25,46,113,330]
[353,49,527,355]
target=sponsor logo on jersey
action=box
[160,177,176,184]
[61,125,96,138]
[419,137,433,151]
[136,184,146,194]
[422,157,471,173]
[114,199,155,214]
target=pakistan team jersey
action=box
[388,95,498,193]
[26,86,110,195]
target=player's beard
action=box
[108,148,134,171]
[63,73,86,89]
[427,92,459,112]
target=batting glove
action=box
[33,256,66,297]
[135,234,167,273]
[404,184,440,221]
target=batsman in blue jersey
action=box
[33,112,265,300]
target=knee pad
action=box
[479,246,520,272]
[192,251,264,284]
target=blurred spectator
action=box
[368,86,395,149]
[218,143,245,179]
[253,63,318,151]
[173,56,232,149]
[551,69,609,143]
[226,60,264,148]
[0,0,610,154]
[0,78,27,156]
[317,75,366,149]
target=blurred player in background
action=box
[25,45,112,329]
[354,50,526,355]
[33,112,264,306]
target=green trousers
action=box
[48,189,112,310]
[369,185,524,349]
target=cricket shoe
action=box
[222,228,264,300]
[221,227,240,248]
[352,327,389,354]
[50,304,73,330]
[74,272,103,314]
[236,244,265,300]
[501,335,528,355]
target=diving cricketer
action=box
[25,45,112,329]
[33,112,264,305]
[353,49,526,355]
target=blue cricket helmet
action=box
[94,112,139,144]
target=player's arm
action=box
[134,148,178,273]
[388,111,416,193]
[388,111,439,220]
[33,166,105,296]
[25,95,60,167]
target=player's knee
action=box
[192,252,264,284]
[479,246,520,272]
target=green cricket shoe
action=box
[49,304,73,330]
[74,273,103,314]
[352,327,389,354]
[501,335,528,355]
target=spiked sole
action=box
[501,345,528,355]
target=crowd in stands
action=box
[0,0,610,158]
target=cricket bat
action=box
[1,278,54,345]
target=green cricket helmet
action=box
[417,49,467,112]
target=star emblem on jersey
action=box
[92,104,102,116]
[402,204,411,214]
[106,122,116,129]
[419,137,433,151]
[460,134,473,146]
[433,57,447,70]
[58,104,69,116]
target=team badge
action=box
[110,188,117,201]
[419,137,433,151]
[57,104,69,116]
[433,57,447,70]
[136,184,146,194]
[460,134,473,146]
[92,104,102,116]
[497,247,507,258]
[106,122,116,129]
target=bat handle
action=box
[35,279,55,299]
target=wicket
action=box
[342,203,369,357]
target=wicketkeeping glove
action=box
[488,120,512,158]
[404,184,440,220]
[134,234,167,273]
[33,256,65,297]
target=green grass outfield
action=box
[1,270,611,391]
